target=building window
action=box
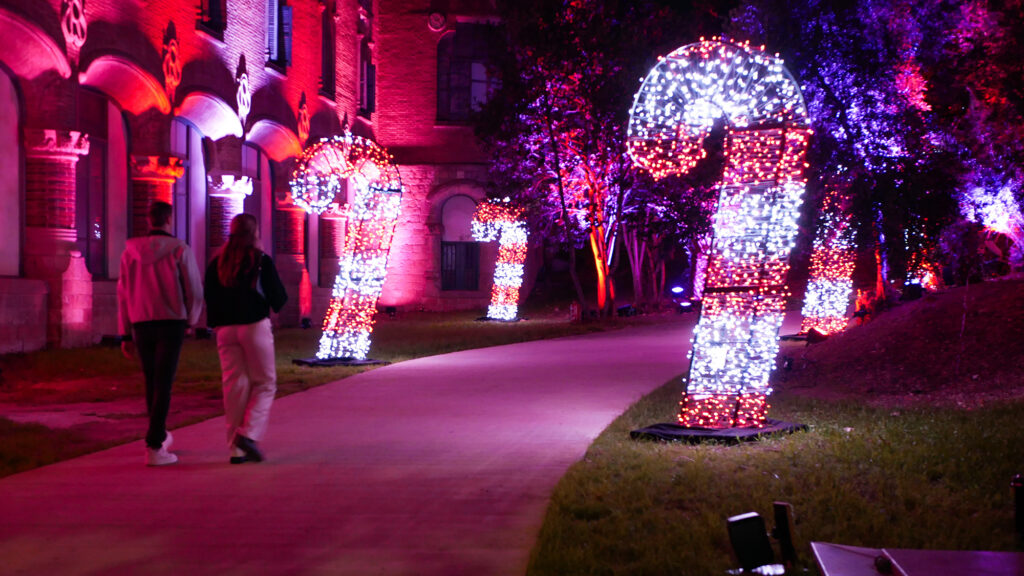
[266,0,293,71]
[436,23,502,123]
[198,0,226,37]
[358,39,375,117]
[77,89,108,278]
[440,194,479,291]
[320,0,336,97]
[441,242,479,291]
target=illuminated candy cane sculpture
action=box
[290,133,403,362]
[472,199,528,321]
[800,187,855,336]
[628,39,811,429]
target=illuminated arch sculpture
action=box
[628,39,812,429]
[290,133,403,362]
[472,199,528,321]
[800,187,855,336]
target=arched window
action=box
[0,69,20,276]
[440,194,479,291]
[169,118,208,260]
[77,90,109,277]
[436,23,502,123]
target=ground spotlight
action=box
[726,502,797,575]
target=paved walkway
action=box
[0,319,693,576]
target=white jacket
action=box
[117,232,204,336]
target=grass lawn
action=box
[527,380,1024,575]
[0,307,670,478]
[528,278,1024,575]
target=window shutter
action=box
[266,0,279,61]
[367,63,376,113]
[282,6,293,65]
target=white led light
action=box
[291,133,404,361]
[628,39,810,428]
[472,201,529,321]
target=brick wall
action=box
[0,278,48,354]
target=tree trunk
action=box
[589,226,614,315]
[623,225,646,309]
[541,93,589,319]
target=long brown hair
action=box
[218,213,261,288]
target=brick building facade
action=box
[0,0,529,352]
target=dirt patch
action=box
[0,393,224,449]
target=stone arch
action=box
[426,180,487,228]
[247,118,302,163]
[78,54,170,116]
[176,90,243,141]
[0,7,70,80]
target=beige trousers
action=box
[215,318,277,446]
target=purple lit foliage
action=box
[480,0,729,314]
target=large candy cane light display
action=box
[472,199,528,321]
[290,133,403,362]
[800,187,856,336]
[628,39,811,429]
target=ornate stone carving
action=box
[297,92,310,144]
[61,0,88,52]
[130,155,184,181]
[24,129,90,160]
[208,174,253,198]
[162,36,181,104]
[236,72,251,127]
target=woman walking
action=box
[205,213,287,464]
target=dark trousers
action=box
[133,320,187,449]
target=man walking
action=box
[117,201,204,466]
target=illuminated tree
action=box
[727,0,1024,301]
[290,134,403,362]
[629,39,811,428]
[480,0,730,316]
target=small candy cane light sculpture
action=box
[472,199,528,321]
[290,133,403,363]
[800,187,855,336]
[628,39,811,429]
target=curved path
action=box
[0,319,693,575]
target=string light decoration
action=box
[628,39,811,429]
[800,187,856,335]
[290,133,403,361]
[472,199,529,321]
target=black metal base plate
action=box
[292,357,388,367]
[630,419,808,444]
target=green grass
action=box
[528,279,1024,575]
[528,381,1024,575]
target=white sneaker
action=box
[146,447,178,466]
[162,431,173,451]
